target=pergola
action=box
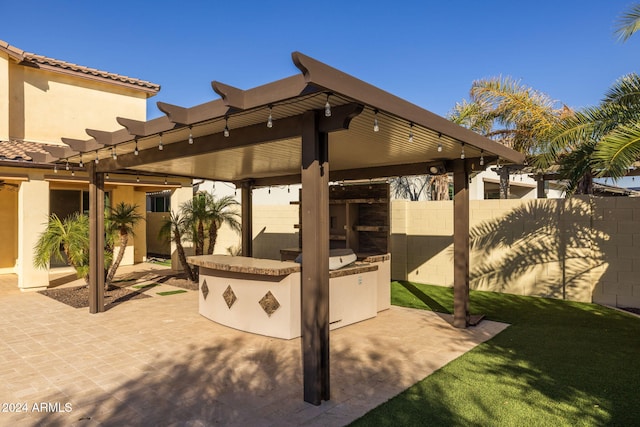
[44,52,524,405]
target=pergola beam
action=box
[61,137,103,152]
[292,51,524,165]
[95,103,363,173]
[246,157,494,188]
[116,115,176,137]
[41,145,77,159]
[157,100,230,125]
[86,127,132,146]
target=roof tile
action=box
[0,140,51,162]
[0,39,160,92]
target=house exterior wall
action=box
[0,52,9,140]
[8,63,146,143]
[0,185,18,272]
[17,174,50,289]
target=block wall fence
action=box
[211,197,640,309]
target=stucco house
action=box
[0,40,191,290]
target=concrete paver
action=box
[0,266,508,426]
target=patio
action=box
[0,266,507,426]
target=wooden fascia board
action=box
[292,51,525,165]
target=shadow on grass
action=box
[395,280,453,324]
[352,282,640,426]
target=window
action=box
[146,191,171,212]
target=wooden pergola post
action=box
[88,162,105,313]
[241,180,253,257]
[300,110,330,405]
[453,159,470,328]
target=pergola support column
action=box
[453,159,470,328]
[88,163,105,314]
[300,110,330,405]
[241,181,253,257]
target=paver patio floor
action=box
[0,265,508,426]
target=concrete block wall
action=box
[213,196,640,309]
[391,196,640,309]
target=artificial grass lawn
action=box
[350,281,640,427]
[131,283,161,290]
[156,289,188,296]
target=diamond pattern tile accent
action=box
[259,291,280,317]
[223,285,237,309]
[201,280,209,300]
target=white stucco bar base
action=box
[189,255,381,340]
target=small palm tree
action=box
[159,212,197,282]
[105,202,143,287]
[206,195,240,254]
[34,213,90,282]
[181,192,210,255]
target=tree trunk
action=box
[207,224,218,255]
[576,170,593,195]
[174,234,196,282]
[499,167,510,199]
[196,221,204,255]
[105,232,128,289]
[63,245,88,284]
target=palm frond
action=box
[615,4,640,42]
[594,122,640,178]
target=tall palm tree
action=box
[105,202,143,287]
[206,195,240,254]
[449,76,564,197]
[34,213,90,282]
[159,212,196,282]
[615,3,640,42]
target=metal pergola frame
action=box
[40,52,524,405]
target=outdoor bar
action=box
[189,254,383,340]
[43,51,524,405]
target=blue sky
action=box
[3,0,638,122]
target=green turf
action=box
[350,280,640,427]
[131,283,160,289]
[156,290,188,296]
[112,278,135,284]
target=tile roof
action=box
[0,39,160,93]
[0,140,50,162]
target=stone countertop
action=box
[188,255,301,276]
[188,255,378,278]
[279,248,390,263]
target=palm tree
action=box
[181,192,210,255]
[449,76,564,197]
[615,3,640,42]
[105,202,143,287]
[159,212,196,282]
[34,213,90,282]
[206,195,240,254]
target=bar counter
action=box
[188,255,385,339]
